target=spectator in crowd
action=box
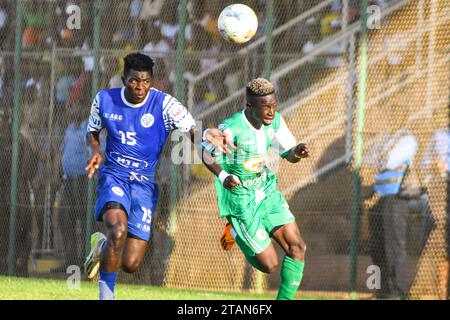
[366,129,418,299]
[151,59,170,92]
[191,1,222,46]
[139,0,165,21]
[154,0,179,47]
[56,61,79,108]
[135,0,165,45]
[142,23,172,54]
[67,52,93,109]
[58,104,106,270]
[22,1,47,49]
[11,86,47,276]
[112,1,136,48]
[0,3,11,50]
[130,0,144,20]
[54,0,87,50]
[186,25,222,115]
[99,56,123,89]
[22,55,68,269]
[58,106,90,269]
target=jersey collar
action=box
[242,109,264,132]
[121,87,151,108]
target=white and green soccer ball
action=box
[218,4,258,44]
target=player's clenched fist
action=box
[293,143,309,158]
[223,175,242,190]
[85,153,103,179]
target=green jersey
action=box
[203,110,297,218]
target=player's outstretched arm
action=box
[85,131,103,179]
[188,127,240,190]
[201,149,241,191]
[285,143,309,163]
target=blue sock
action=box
[99,271,118,300]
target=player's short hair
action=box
[246,78,275,97]
[124,52,154,77]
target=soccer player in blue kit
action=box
[84,53,233,300]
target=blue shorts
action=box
[95,167,158,241]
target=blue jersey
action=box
[87,87,196,179]
[87,87,196,240]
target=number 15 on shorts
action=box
[141,207,152,232]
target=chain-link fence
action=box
[0,0,448,299]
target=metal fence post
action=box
[85,0,102,256]
[350,0,370,300]
[345,33,356,164]
[263,0,274,80]
[7,0,24,276]
[256,0,275,293]
[169,0,188,237]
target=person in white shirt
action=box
[367,130,418,299]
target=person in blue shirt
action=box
[60,104,106,270]
[83,52,232,300]
[60,109,90,269]
[367,130,418,299]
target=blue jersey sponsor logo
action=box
[103,113,123,121]
[110,152,149,171]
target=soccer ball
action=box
[218,4,258,44]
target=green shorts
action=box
[227,190,295,257]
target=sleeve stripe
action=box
[87,92,102,132]
[162,94,196,133]
[162,96,174,111]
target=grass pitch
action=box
[0,275,286,300]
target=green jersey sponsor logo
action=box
[242,171,268,188]
[243,157,266,173]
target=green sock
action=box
[276,256,304,300]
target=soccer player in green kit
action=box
[201,78,309,300]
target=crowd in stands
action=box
[0,0,398,122]
[0,0,398,276]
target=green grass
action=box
[0,276,284,300]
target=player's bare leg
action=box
[121,237,148,273]
[101,209,129,271]
[252,243,279,273]
[222,222,279,273]
[272,221,307,262]
[271,221,307,300]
